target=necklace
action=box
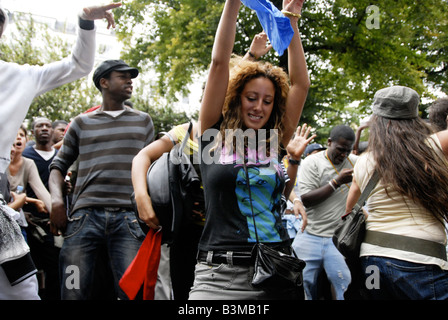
[325,150,353,190]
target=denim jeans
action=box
[292,231,351,300]
[282,214,302,239]
[361,256,448,300]
[59,207,145,300]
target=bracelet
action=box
[328,180,336,191]
[281,10,302,19]
[78,17,95,31]
[293,197,302,205]
[288,158,301,165]
[248,51,258,60]
[332,179,340,188]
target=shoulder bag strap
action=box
[177,122,193,157]
[352,169,379,213]
[158,122,193,150]
[243,162,260,244]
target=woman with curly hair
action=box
[346,85,448,300]
[130,31,277,300]
[187,0,310,300]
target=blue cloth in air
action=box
[241,0,294,56]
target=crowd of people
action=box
[1,0,448,301]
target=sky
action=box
[1,0,124,60]
[2,0,112,22]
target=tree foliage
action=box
[131,78,194,135]
[114,0,448,143]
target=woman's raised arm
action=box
[199,0,241,134]
[282,0,310,146]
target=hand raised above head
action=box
[80,2,122,29]
[249,31,273,59]
[282,0,305,17]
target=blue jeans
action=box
[292,231,351,300]
[59,207,145,300]
[361,256,448,300]
[282,214,301,239]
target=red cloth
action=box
[119,228,162,300]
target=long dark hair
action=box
[369,114,448,226]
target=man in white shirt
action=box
[292,125,358,300]
[0,2,121,300]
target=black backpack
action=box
[131,122,201,244]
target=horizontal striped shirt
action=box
[50,107,154,214]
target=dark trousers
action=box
[170,221,203,300]
[26,225,61,300]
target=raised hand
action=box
[249,31,273,59]
[80,2,122,29]
[282,0,305,19]
[286,123,316,160]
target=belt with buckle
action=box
[197,250,253,266]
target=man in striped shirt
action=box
[49,60,154,300]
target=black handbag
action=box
[251,242,306,294]
[332,170,379,260]
[131,122,202,244]
[243,163,306,296]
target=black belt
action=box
[197,250,253,266]
[197,246,292,266]
[364,230,447,261]
[104,207,126,212]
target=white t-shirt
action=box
[299,151,358,237]
[0,27,96,174]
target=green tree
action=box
[114,0,448,143]
[131,78,195,135]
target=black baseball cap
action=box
[304,143,326,157]
[93,59,139,90]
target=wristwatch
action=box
[288,158,301,165]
